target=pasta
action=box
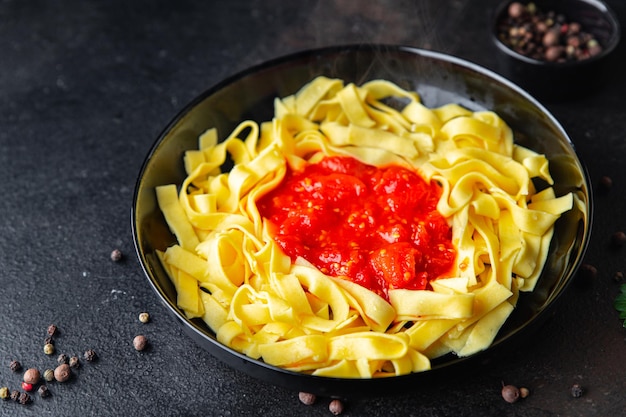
[155,76,574,378]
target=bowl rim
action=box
[131,43,593,396]
[491,0,621,67]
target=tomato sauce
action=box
[257,156,456,298]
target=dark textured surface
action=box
[1,0,625,415]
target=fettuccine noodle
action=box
[155,76,574,378]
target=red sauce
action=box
[257,156,456,298]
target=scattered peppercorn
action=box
[38,385,50,398]
[69,356,80,368]
[611,231,626,247]
[0,386,9,400]
[133,335,148,351]
[54,364,71,383]
[18,392,31,405]
[21,382,33,392]
[497,2,603,63]
[519,387,530,398]
[614,271,624,283]
[329,399,345,415]
[43,369,55,382]
[571,383,584,398]
[298,392,316,405]
[58,353,69,364]
[10,390,20,402]
[111,248,123,262]
[23,368,41,385]
[139,312,150,323]
[44,343,55,355]
[84,349,98,362]
[9,360,22,372]
[47,324,58,336]
[501,384,520,403]
[580,263,598,280]
[599,175,613,190]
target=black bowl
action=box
[132,44,592,398]
[492,0,621,101]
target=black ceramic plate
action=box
[132,44,592,398]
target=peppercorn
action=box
[69,356,80,368]
[44,336,54,346]
[84,349,98,362]
[47,324,58,336]
[0,386,9,400]
[614,271,624,283]
[10,390,20,402]
[580,263,598,279]
[133,335,148,351]
[21,382,33,392]
[571,383,584,398]
[58,353,69,364]
[520,387,530,399]
[44,343,55,355]
[23,368,41,385]
[298,392,316,405]
[508,2,525,19]
[38,385,50,398]
[599,175,613,190]
[43,369,55,382]
[611,231,626,247]
[111,249,123,262]
[9,360,22,372]
[54,364,71,383]
[501,384,520,403]
[329,399,345,415]
[18,392,31,405]
[139,312,150,323]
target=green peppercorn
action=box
[44,343,55,355]
[43,369,55,382]
[138,312,150,323]
[0,386,9,400]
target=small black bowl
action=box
[492,0,621,101]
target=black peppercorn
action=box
[38,385,50,398]
[571,383,584,398]
[18,392,31,405]
[58,353,69,365]
[47,324,58,336]
[69,356,80,368]
[10,390,20,402]
[44,336,54,346]
[614,271,624,283]
[84,349,98,362]
[9,360,22,372]
[611,231,626,247]
[110,249,123,262]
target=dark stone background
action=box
[1,0,625,415]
